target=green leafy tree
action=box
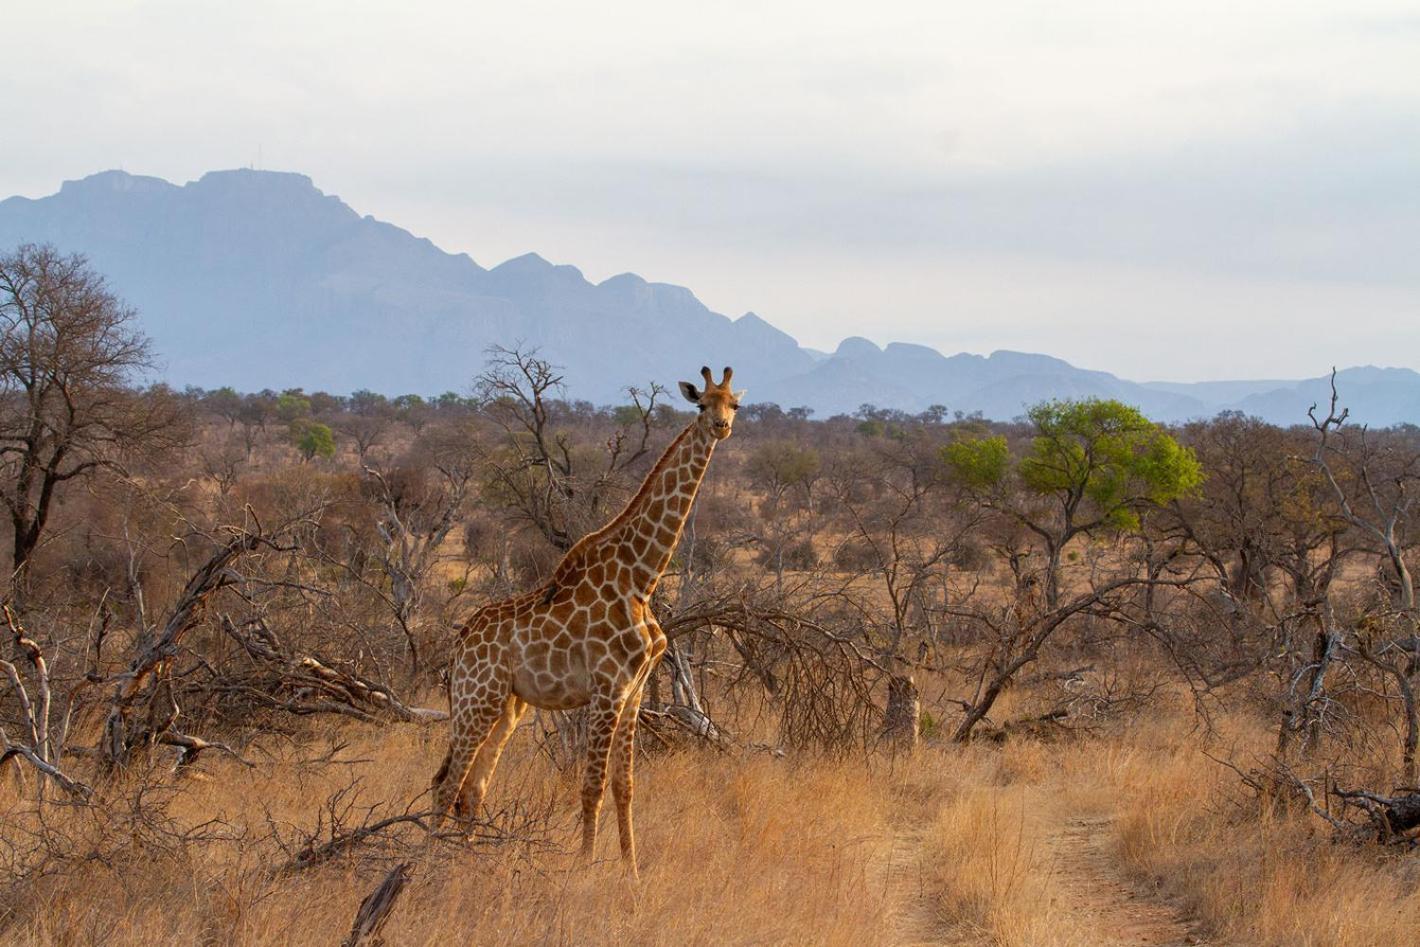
[942,434,1009,490]
[291,419,336,462]
[747,441,822,508]
[435,391,469,412]
[392,393,433,433]
[205,386,243,426]
[350,389,389,417]
[944,398,1202,607]
[276,389,312,423]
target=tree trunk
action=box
[1400,670,1419,786]
[881,674,919,752]
[954,673,1009,742]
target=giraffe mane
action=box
[548,420,699,585]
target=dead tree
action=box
[0,605,93,798]
[99,511,310,768]
[1308,371,1420,778]
[1309,370,1417,615]
[0,244,185,600]
[357,448,477,677]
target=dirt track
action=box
[892,785,1224,946]
[1042,811,1205,946]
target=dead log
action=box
[342,861,412,947]
[1332,788,1420,841]
[220,616,447,724]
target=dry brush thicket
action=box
[3,247,1420,944]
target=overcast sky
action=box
[5,1,1418,380]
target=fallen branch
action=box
[156,731,249,771]
[282,813,431,874]
[1332,787,1420,842]
[0,735,92,799]
[343,861,412,947]
[221,616,447,724]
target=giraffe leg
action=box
[580,694,626,860]
[611,668,650,878]
[611,619,667,876]
[455,694,528,826]
[431,682,508,834]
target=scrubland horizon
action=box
[5,167,1419,427]
[4,3,1420,944]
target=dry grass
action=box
[1098,709,1420,947]
[921,759,1059,945]
[1,722,904,946]
[9,691,1420,944]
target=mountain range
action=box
[1,169,1416,426]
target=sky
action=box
[4,0,1419,381]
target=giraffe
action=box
[431,365,744,877]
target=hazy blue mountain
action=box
[1227,368,1420,429]
[0,169,811,400]
[755,338,1212,420]
[1,169,1416,426]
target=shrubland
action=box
[3,245,1419,944]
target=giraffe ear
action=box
[733,389,748,403]
[678,381,702,405]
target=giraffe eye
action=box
[730,403,739,411]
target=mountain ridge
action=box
[2,168,1416,426]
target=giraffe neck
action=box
[572,420,717,597]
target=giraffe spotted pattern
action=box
[432,366,744,878]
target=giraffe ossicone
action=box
[432,365,745,877]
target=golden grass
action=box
[1097,710,1420,947]
[8,693,1420,945]
[2,724,904,946]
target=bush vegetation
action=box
[3,246,1419,944]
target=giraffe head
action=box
[679,366,745,441]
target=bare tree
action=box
[476,346,577,549]
[1305,372,1420,778]
[828,435,974,658]
[1309,371,1417,615]
[350,430,480,677]
[200,431,249,496]
[0,244,183,598]
[335,406,393,464]
[476,344,667,552]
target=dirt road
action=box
[892,786,1220,946]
